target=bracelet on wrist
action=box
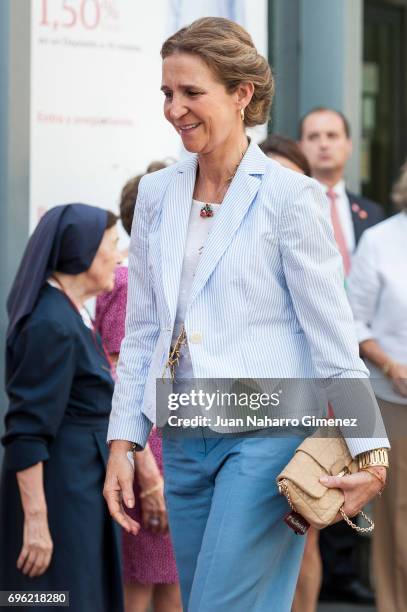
[140,480,163,499]
[382,360,395,377]
[107,440,142,453]
[358,447,389,470]
[361,466,386,495]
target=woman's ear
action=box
[236,82,254,111]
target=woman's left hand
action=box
[320,466,386,522]
[17,511,53,578]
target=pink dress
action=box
[96,266,178,584]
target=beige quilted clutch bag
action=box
[276,429,374,534]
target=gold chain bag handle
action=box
[339,507,374,533]
[331,467,374,533]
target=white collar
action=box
[318,178,346,197]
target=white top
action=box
[171,199,221,378]
[319,179,356,254]
[347,212,407,404]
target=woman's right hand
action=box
[388,362,407,397]
[103,441,140,536]
[134,442,168,534]
[17,511,53,578]
[140,480,169,534]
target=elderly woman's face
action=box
[86,225,121,294]
[161,52,242,154]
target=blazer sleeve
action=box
[107,179,157,447]
[279,180,389,456]
[3,317,75,471]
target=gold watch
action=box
[358,448,389,470]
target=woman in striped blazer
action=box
[104,18,389,612]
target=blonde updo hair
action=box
[391,160,407,211]
[161,17,274,128]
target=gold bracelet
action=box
[382,360,395,377]
[358,448,389,470]
[107,440,141,453]
[361,466,386,495]
[139,481,163,499]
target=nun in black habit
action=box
[0,204,125,612]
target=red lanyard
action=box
[50,277,114,377]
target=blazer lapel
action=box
[347,191,364,245]
[160,155,198,322]
[188,141,266,308]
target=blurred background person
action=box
[260,133,320,612]
[96,162,181,612]
[300,107,385,605]
[0,204,124,611]
[300,107,384,278]
[259,133,311,176]
[347,161,407,612]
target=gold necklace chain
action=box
[162,325,187,382]
[198,153,243,218]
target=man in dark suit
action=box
[299,107,385,605]
[299,107,384,257]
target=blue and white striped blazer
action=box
[107,140,388,456]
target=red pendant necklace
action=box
[198,153,243,218]
[200,203,214,218]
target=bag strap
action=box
[339,507,374,533]
[278,479,295,511]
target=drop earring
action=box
[240,107,245,122]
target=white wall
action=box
[30,0,268,239]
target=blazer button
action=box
[189,332,202,344]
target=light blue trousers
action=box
[162,433,306,611]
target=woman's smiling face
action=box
[161,52,243,155]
